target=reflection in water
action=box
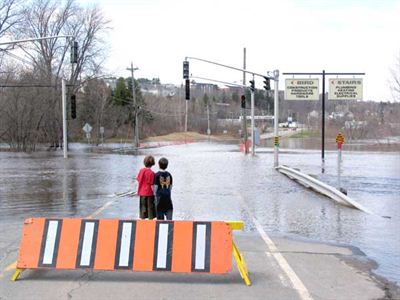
[336,208,343,238]
[0,143,399,284]
[62,160,78,214]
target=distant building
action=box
[140,82,177,98]
[345,120,367,129]
[104,77,117,90]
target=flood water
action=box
[0,142,399,284]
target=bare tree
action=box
[5,0,110,148]
[75,79,112,143]
[0,0,22,37]
[390,52,400,102]
[66,5,111,90]
[15,0,76,80]
[0,66,52,151]
[0,0,23,64]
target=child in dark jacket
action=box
[153,157,173,220]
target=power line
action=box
[0,49,32,65]
[141,107,185,117]
[111,95,186,117]
[0,84,57,88]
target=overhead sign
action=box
[329,78,363,100]
[285,79,319,100]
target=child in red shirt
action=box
[136,155,156,219]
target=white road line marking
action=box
[88,200,114,218]
[238,194,313,300]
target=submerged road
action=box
[0,142,399,299]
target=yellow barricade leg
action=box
[11,268,24,281]
[225,221,244,231]
[232,241,251,286]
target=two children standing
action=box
[136,155,173,220]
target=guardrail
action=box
[276,165,372,214]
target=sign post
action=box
[336,132,345,190]
[283,71,365,166]
[82,123,93,144]
[100,126,105,144]
[273,70,279,167]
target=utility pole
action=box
[127,62,139,148]
[242,47,248,154]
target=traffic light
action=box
[185,79,190,100]
[263,77,271,91]
[241,95,246,109]
[71,94,77,119]
[183,61,189,79]
[71,41,78,64]
[249,80,255,92]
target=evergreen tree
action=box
[113,77,130,106]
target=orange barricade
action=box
[12,218,250,285]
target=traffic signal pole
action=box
[62,79,67,158]
[183,61,190,133]
[185,56,277,157]
[250,75,255,155]
[242,48,248,154]
[273,70,279,167]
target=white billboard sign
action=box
[285,79,319,100]
[329,78,363,100]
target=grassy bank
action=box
[289,130,319,139]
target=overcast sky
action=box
[79,0,400,101]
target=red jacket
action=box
[137,167,155,196]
